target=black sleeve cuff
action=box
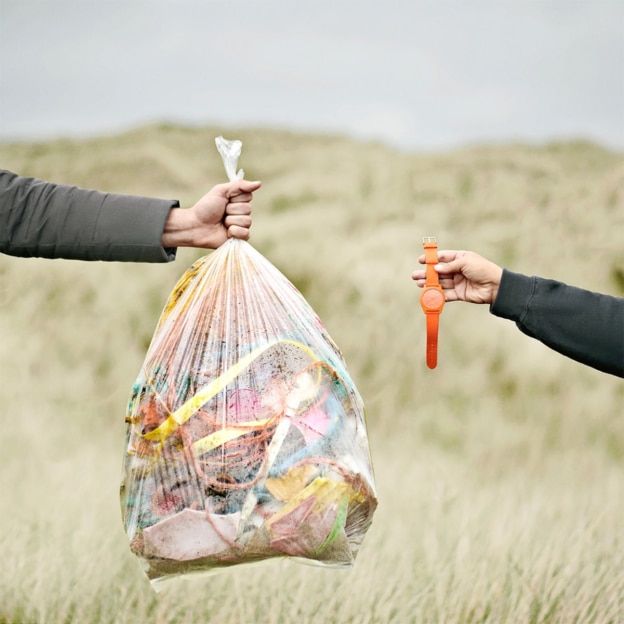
[490,269,535,322]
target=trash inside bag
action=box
[119,138,377,589]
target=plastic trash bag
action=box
[120,137,377,589]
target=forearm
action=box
[491,270,624,377]
[0,170,178,262]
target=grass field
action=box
[0,124,623,623]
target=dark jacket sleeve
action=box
[0,169,179,262]
[491,269,624,378]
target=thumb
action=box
[210,179,262,199]
[228,179,262,197]
[434,257,465,275]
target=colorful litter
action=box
[119,138,377,589]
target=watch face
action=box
[422,288,445,310]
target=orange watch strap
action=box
[426,312,439,369]
[423,240,440,288]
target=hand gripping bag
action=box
[120,138,377,589]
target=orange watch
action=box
[420,237,445,369]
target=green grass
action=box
[0,124,622,622]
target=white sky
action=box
[0,0,623,152]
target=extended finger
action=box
[412,274,455,288]
[417,249,462,265]
[434,250,462,263]
[411,269,426,280]
[412,263,458,279]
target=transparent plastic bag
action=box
[120,138,377,589]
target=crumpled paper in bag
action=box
[119,137,377,589]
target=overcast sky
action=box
[1,0,622,152]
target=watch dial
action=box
[422,288,444,309]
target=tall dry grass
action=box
[0,124,622,623]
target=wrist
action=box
[489,285,499,305]
[485,263,503,304]
[162,208,197,248]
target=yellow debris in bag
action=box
[119,138,377,590]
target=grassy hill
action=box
[0,125,622,622]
